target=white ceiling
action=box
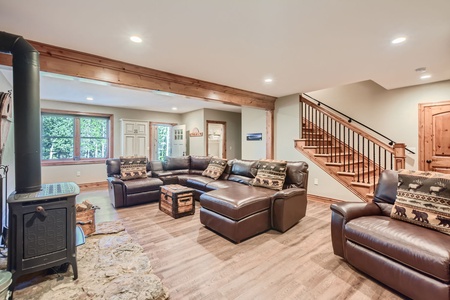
[1,0,450,112]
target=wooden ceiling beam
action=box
[0,41,276,110]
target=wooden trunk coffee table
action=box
[159,184,195,218]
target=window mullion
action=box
[74,117,81,160]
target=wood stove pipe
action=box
[0,31,41,193]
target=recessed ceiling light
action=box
[86,97,94,101]
[130,36,142,43]
[264,78,273,83]
[171,107,178,111]
[420,74,431,80]
[391,37,406,44]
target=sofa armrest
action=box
[107,176,124,185]
[273,187,305,199]
[271,188,307,232]
[107,177,126,208]
[330,202,381,222]
[330,202,381,258]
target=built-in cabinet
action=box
[120,119,149,157]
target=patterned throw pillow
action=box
[252,159,287,191]
[390,169,450,236]
[202,158,228,180]
[120,156,148,181]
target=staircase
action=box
[296,94,406,202]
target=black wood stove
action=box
[7,182,79,287]
[0,31,81,292]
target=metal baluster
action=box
[327,115,330,156]
[373,143,376,183]
[357,134,361,182]
[367,139,370,184]
[342,125,348,172]
[321,112,325,154]
[352,131,355,173]
[384,149,387,172]
[338,123,341,163]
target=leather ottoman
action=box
[199,186,273,243]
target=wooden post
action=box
[266,110,274,159]
[393,143,406,170]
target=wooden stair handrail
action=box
[300,96,405,169]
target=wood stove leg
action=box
[71,260,78,280]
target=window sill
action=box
[41,159,106,166]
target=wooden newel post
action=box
[393,143,406,170]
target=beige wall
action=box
[241,107,266,160]
[41,100,182,184]
[274,79,450,201]
[308,79,450,170]
[274,94,361,202]
[181,109,205,156]
[0,72,15,199]
[204,109,241,159]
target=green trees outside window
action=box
[42,113,110,161]
[156,125,171,161]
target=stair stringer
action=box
[295,140,371,202]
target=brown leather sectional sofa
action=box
[107,155,309,243]
[330,170,450,300]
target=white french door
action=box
[171,125,186,157]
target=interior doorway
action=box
[150,122,186,160]
[206,121,226,159]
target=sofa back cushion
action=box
[190,155,212,174]
[252,159,287,191]
[228,160,258,185]
[106,158,121,177]
[164,156,190,171]
[390,169,450,236]
[202,158,228,180]
[120,156,148,180]
[219,159,234,180]
[149,160,164,172]
[372,169,397,216]
[284,161,309,190]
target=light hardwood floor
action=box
[75,188,405,300]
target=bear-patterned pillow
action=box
[120,156,148,180]
[390,169,450,236]
[252,159,287,191]
[202,158,228,180]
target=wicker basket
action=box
[76,209,96,236]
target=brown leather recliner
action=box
[330,170,450,300]
[106,158,163,208]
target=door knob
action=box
[426,160,432,163]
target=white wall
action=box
[275,94,361,202]
[41,100,181,184]
[204,109,241,159]
[241,107,266,159]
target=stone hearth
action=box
[2,221,169,300]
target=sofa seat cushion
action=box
[345,215,450,282]
[200,186,273,220]
[206,180,250,190]
[185,176,216,190]
[124,177,163,194]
